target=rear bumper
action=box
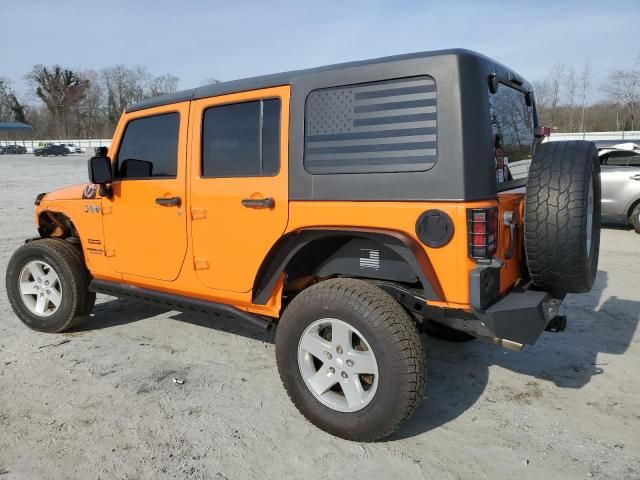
[470,264,563,345]
[475,287,562,344]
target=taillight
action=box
[467,207,498,259]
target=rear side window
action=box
[606,152,640,166]
[115,113,179,179]
[490,84,534,182]
[304,76,437,174]
[202,99,280,177]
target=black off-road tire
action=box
[630,204,640,234]
[6,238,95,333]
[423,319,476,342]
[524,141,601,295]
[65,241,96,321]
[276,278,425,442]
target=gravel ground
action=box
[0,154,638,480]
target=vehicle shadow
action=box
[168,310,276,344]
[601,221,635,232]
[71,298,170,332]
[73,270,638,442]
[73,297,276,344]
[393,269,640,440]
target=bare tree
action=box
[148,74,180,97]
[0,77,14,121]
[564,66,578,132]
[603,62,640,130]
[0,77,27,124]
[548,63,566,128]
[532,79,550,109]
[26,65,88,137]
[74,70,105,138]
[101,65,151,127]
[200,78,221,86]
[578,60,591,133]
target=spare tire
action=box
[523,140,600,295]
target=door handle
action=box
[630,174,640,181]
[155,196,181,207]
[241,197,275,209]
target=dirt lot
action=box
[0,154,638,480]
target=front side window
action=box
[490,84,534,184]
[202,99,280,177]
[115,113,180,179]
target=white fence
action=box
[2,131,639,154]
[548,131,640,143]
[0,138,112,153]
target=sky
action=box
[1,0,639,104]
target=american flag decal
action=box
[359,249,380,270]
[304,76,437,174]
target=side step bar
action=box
[89,279,273,331]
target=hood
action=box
[41,183,100,202]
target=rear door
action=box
[189,86,290,292]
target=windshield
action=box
[489,84,534,186]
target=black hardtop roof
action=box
[127,48,529,113]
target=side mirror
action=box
[88,156,113,185]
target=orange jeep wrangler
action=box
[6,49,601,441]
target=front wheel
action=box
[276,278,425,441]
[6,238,95,332]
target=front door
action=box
[102,102,189,281]
[190,86,290,292]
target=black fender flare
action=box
[252,227,444,305]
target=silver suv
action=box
[599,142,640,233]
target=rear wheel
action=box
[6,238,94,332]
[276,278,425,441]
[630,204,640,234]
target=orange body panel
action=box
[102,101,190,281]
[189,86,290,292]
[34,85,525,320]
[285,198,523,309]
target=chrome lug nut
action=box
[346,359,354,367]
[336,346,343,355]
[328,367,335,374]
[324,352,332,360]
[341,371,348,379]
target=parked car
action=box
[5,49,601,441]
[3,144,27,154]
[599,142,640,233]
[61,143,82,153]
[34,144,69,156]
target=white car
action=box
[598,142,640,233]
[60,143,83,154]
